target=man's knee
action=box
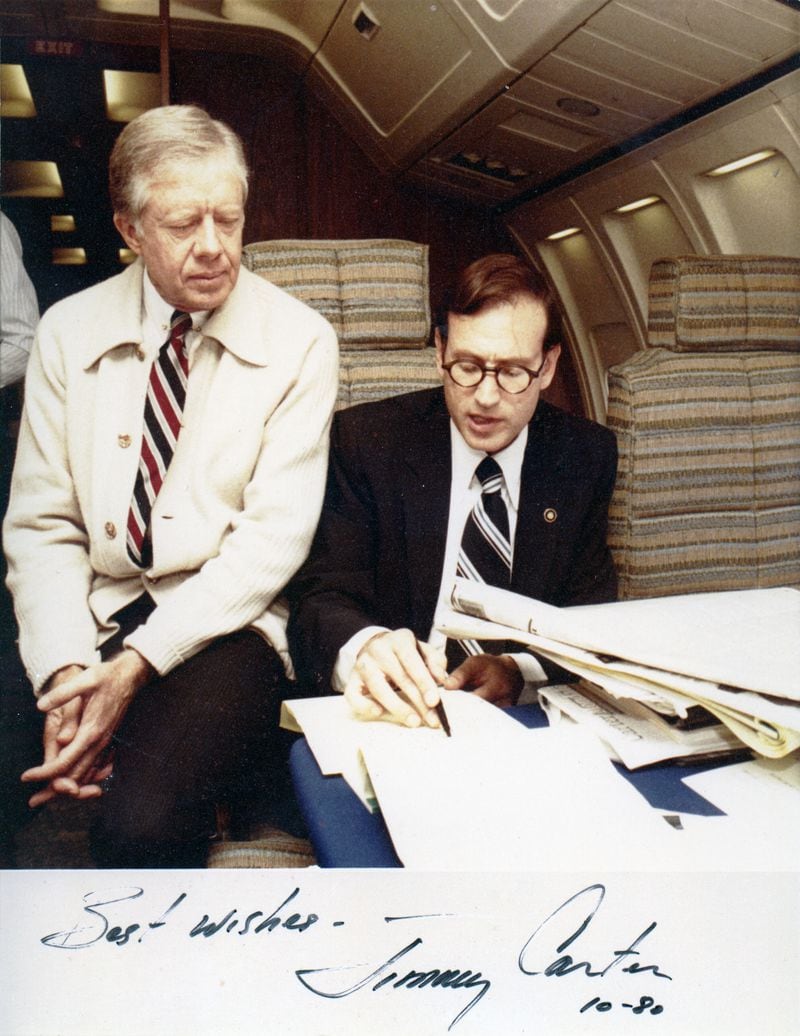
[89,631,290,866]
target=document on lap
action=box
[280,691,515,813]
[359,720,681,870]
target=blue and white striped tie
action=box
[448,455,511,665]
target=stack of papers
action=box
[538,682,745,769]
[438,580,800,759]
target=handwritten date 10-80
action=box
[581,995,664,1015]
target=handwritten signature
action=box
[39,882,671,1030]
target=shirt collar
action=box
[142,270,209,336]
[79,261,272,369]
[450,421,528,511]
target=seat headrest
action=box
[648,255,800,353]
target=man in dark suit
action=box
[287,253,616,729]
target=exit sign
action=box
[27,39,85,57]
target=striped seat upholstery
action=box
[607,255,800,599]
[243,238,440,409]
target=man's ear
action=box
[113,212,143,255]
[539,343,561,391]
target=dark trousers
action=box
[0,385,20,655]
[1,595,293,868]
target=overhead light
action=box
[614,195,661,214]
[1,160,63,197]
[0,64,36,117]
[705,150,777,177]
[51,214,76,232]
[52,247,87,265]
[546,227,581,241]
[103,69,160,122]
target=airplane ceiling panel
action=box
[624,0,800,60]
[417,90,609,204]
[527,53,679,121]
[512,74,649,137]
[586,4,782,81]
[310,0,511,165]
[1,0,797,207]
[317,1,480,138]
[409,0,800,200]
[556,29,732,99]
[220,0,344,51]
[449,0,608,73]
[502,110,600,152]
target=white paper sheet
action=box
[280,695,381,809]
[681,752,800,821]
[438,608,800,756]
[360,724,699,871]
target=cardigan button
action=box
[543,508,557,523]
[104,521,117,539]
[118,433,131,448]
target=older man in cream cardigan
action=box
[2,105,337,867]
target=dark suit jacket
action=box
[286,388,617,694]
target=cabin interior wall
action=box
[505,72,800,422]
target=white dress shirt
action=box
[333,420,547,690]
[1,212,39,388]
[141,271,208,354]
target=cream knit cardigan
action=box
[4,260,338,692]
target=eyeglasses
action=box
[441,358,547,394]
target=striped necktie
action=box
[447,455,512,666]
[127,310,192,567]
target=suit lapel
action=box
[398,392,452,632]
[512,404,561,598]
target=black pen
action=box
[412,641,452,736]
[435,696,451,737]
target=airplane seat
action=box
[606,254,800,600]
[242,238,441,408]
[208,239,439,861]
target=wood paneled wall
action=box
[173,51,581,413]
[173,52,513,319]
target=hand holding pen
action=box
[343,628,452,734]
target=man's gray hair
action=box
[109,104,249,221]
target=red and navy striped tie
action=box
[447,455,512,666]
[127,310,192,567]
